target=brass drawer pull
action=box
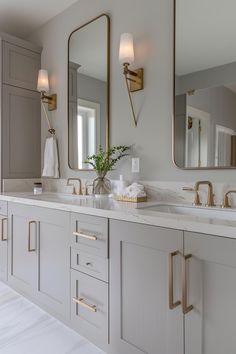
[73,231,97,241]
[28,221,37,252]
[169,251,181,309]
[182,254,194,314]
[1,218,7,242]
[72,297,97,312]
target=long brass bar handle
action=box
[28,221,37,252]
[169,251,181,310]
[1,218,7,241]
[182,254,194,314]
[72,297,97,312]
[73,231,97,241]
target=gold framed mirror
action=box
[68,14,110,170]
[173,0,236,170]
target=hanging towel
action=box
[42,136,60,178]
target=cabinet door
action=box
[37,208,70,319]
[184,232,236,354]
[0,216,8,281]
[8,203,37,296]
[2,84,41,178]
[2,41,40,90]
[110,220,184,354]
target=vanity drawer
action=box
[71,269,108,347]
[0,201,7,216]
[71,248,108,282]
[70,213,108,258]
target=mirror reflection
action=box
[68,15,109,170]
[174,0,236,169]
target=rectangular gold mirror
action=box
[174,0,236,169]
[68,14,110,170]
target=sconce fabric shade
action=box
[37,69,49,92]
[119,33,134,64]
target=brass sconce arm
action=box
[122,63,144,127]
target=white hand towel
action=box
[42,136,60,178]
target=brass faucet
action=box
[222,190,236,208]
[67,178,82,195]
[183,181,215,207]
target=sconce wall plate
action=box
[129,68,144,92]
[41,92,57,111]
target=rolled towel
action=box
[122,183,146,198]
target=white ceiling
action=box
[176,0,236,75]
[0,0,78,38]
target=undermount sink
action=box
[141,204,236,221]
[26,193,92,202]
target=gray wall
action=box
[78,73,107,149]
[29,0,236,182]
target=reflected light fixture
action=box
[37,69,57,111]
[119,33,144,127]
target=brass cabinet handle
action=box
[73,231,97,241]
[169,251,181,309]
[72,297,97,312]
[28,221,37,252]
[182,254,194,314]
[1,218,7,242]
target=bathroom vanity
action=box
[0,192,235,354]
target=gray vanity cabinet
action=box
[184,232,236,354]
[110,220,184,354]
[8,203,70,319]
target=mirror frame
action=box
[67,13,110,171]
[173,0,236,170]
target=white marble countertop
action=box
[1,192,236,239]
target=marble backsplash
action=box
[3,178,236,207]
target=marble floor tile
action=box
[0,282,105,354]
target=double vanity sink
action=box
[1,188,236,354]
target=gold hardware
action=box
[73,231,97,241]
[1,218,7,242]
[67,178,82,195]
[72,297,97,312]
[222,190,236,208]
[183,181,214,207]
[41,92,57,111]
[169,251,181,310]
[182,254,194,314]
[28,221,37,252]
[187,90,195,96]
[123,63,144,127]
[182,187,201,206]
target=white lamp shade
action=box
[119,33,134,64]
[37,69,49,92]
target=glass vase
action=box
[93,173,111,196]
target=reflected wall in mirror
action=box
[174,0,236,169]
[68,14,110,170]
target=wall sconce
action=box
[37,69,57,111]
[119,33,144,127]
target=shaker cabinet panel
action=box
[71,269,108,349]
[8,203,38,296]
[2,84,41,178]
[184,232,236,354]
[2,41,40,90]
[37,208,70,318]
[110,220,184,354]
